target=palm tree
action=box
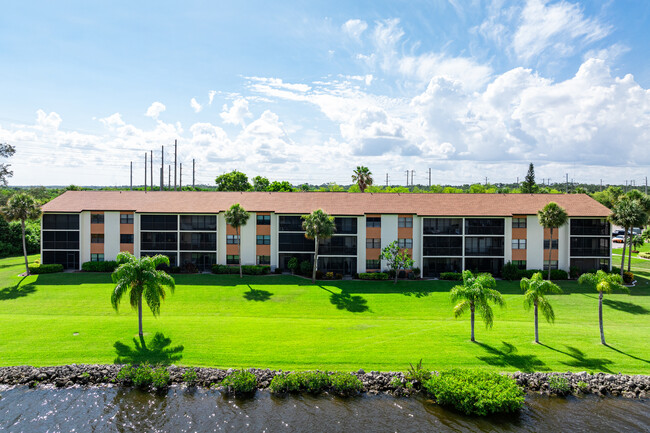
[520,272,563,343]
[111,252,176,338]
[578,270,628,345]
[609,198,643,278]
[537,202,568,281]
[627,234,645,271]
[351,166,373,193]
[450,270,505,342]
[302,209,336,283]
[1,193,41,275]
[620,191,650,273]
[224,203,250,278]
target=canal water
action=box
[0,386,648,432]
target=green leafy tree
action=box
[520,272,563,343]
[299,184,311,191]
[578,270,628,345]
[521,163,538,193]
[379,240,415,284]
[111,252,176,338]
[224,203,250,278]
[351,166,373,192]
[301,209,336,283]
[0,143,16,185]
[268,181,294,192]
[623,190,650,271]
[252,176,270,191]
[450,270,505,342]
[591,186,623,209]
[215,170,252,191]
[1,193,41,275]
[609,198,645,278]
[537,202,568,281]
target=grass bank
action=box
[0,255,649,373]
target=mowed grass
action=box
[0,255,649,373]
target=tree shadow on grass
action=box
[539,344,614,373]
[604,344,650,364]
[602,299,650,315]
[243,285,273,302]
[319,286,369,313]
[114,332,184,365]
[403,290,430,298]
[476,341,549,372]
[0,277,35,301]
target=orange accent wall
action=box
[512,249,527,260]
[226,244,239,255]
[120,244,134,254]
[543,227,562,239]
[226,225,237,235]
[366,226,381,239]
[256,244,271,255]
[90,243,104,254]
[366,248,380,260]
[91,223,104,234]
[120,223,134,234]
[512,228,527,239]
[257,225,271,236]
[542,249,559,260]
[397,227,413,239]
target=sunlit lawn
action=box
[0,254,649,373]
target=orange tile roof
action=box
[41,191,611,217]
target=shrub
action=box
[335,273,343,280]
[549,269,569,280]
[269,373,302,394]
[325,271,334,280]
[501,262,520,281]
[221,370,257,396]
[288,257,298,273]
[28,263,63,274]
[439,272,462,281]
[269,371,331,395]
[300,260,312,275]
[405,359,431,387]
[183,262,198,274]
[329,372,363,397]
[411,267,421,278]
[315,270,324,280]
[423,369,524,416]
[82,261,118,272]
[623,271,634,284]
[274,267,283,274]
[547,375,571,396]
[241,265,271,275]
[576,381,589,393]
[359,272,389,280]
[387,269,396,279]
[151,366,170,389]
[569,265,580,279]
[182,368,198,385]
[639,252,650,259]
[116,363,169,390]
[389,376,404,388]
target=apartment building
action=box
[40,191,612,277]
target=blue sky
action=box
[1,0,649,186]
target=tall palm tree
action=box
[1,193,41,275]
[111,252,176,338]
[622,191,650,273]
[302,209,336,283]
[520,272,563,343]
[609,198,643,278]
[224,203,250,278]
[450,270,505,342]
[537,202,568,281]
[578,270,628,345]
[351,166,373,193]
[627,234,645,271]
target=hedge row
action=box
[27,264,63,274]
[211,264,271,275]
[81,261,118,272]
[358,272,389,280]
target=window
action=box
[570,218,610,236]
[91,214,104,224]
[140,215,177,231]
[398,217,413,228]
[42,250,79,269]
[512,218,527,228]
[366,238,381,249]
[544,239,559,249]
[465,258,503,276]
[257,255,271,265]
[422,258,462,277]
[91,234,104,244]
[180,232,216,250]
[465,237,504,256]
[257,215,271,225]
[366,259,380,269]
[180,252,216,271]
[43,214,79,230]
[227,235,240,244]
[423,237,462,256]
[423,218,462,235]
[544,260,558,270]
[91,253,104,262]
[465,218,505,235]
[227,255,239,264]
[140,232,177,250]
[318,236,357,255]
[256,235,271,245]
[570,237,609,257]
[120,234,134,244]
[366,217,381,228]
[512,260,526,269]
[398,238,413,249]
[335,217,357,234]
[279,233,314,252]
[42,231,79,249]
[278,216,303,231]
[511,239,527,249]
[120,214,134,224]
[180,215,216,231]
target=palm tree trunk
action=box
[312,235,318,283]
[238,226,242,278]
[138,292,144,338]
[470,304,475,342]
[627,237,633,272]
[21,219,29,275]
[599,291,605,345]
[534,300,539,344]
[547,228,553,281]
[620,229,628,278]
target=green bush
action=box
[316,270,324,280]
[547,375,570,396]
[439,272,462,281]
[300,260,312,275]
[501,262,520,281]
[325,271,334,279]
[576,381,589,393]
[405,359,431,387]
[569,265,580,279]
[358,272,389,280]
[329,372,364,397]
[288,257,298,273]
[221,370,257,395]
[623,271,634,284]
[411,267,421,278]
[335,273,343,280]
[269,371,331,395]
[28,263,64,274]
[549,269,569,280]
[116,363,169,390]
[151,366,170,389]
[423,369,524,416]
[211,264,270,275]
[182,368,198,385]
[212,264,238,274]
[269,373,302,394]
[82,261,118,272]
[639,252,650,259]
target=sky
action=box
[0,0,649,187]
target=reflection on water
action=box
[0,386,648,432]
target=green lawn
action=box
[1,255,649,374]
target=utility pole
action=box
[516,176,519,187]
[565,173,568,193]
[168,165,171,189]
[192,158,195,188]
[180,163,183,190]
[144,153,147,193]
[625,180,628,192]
[645,176,648,195]
[174,139,178,191]
[160,145,164,191]
[385,173,389,187]
[130,161,132,191]
[485,176,488,186]
[428,168,431,187]
[150,150,153,191]
[405,170,409,186]
[410,170,415,186]
[600,179,603,192]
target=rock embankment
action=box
[0,365,647,398]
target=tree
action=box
[1,193,41,275]
[111,252,176,338]
[578,270,628,345]
[351,166,373,193]
[268,181,294,192]
[379,240,415,284]
[591,186,623,209]
[450,270,505,342]
[537,202,568,281]
[299,184,311,192]
[0,143,15,186]
[301,209,336,283]
[609,198,644,278]
[520,272,563,343]
[623,190,650,272]
[224,203,250,278]
[252,176,270,191]
[521,163,538,193]
[215,170,252,191]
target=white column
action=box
[357,216,366,274]
[412,216,422,268]
[504,217,513,264]
[381,215,398,270]
[79,211,91,265]
[134,213,141,258]
[527,215,544,270]
[240,212,256,266]
[104,211,120,261]
[558,222,570,271]
[270,213,279,269]
[217,213,226,265]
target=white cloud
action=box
[145,101,166,119]
[208,90,217,105]
[190,98,203,113]
[583,43,630,63]
[342,19,368,40]
[35,109,62,130]
[99,113,126,128]
[220,98,253,127]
